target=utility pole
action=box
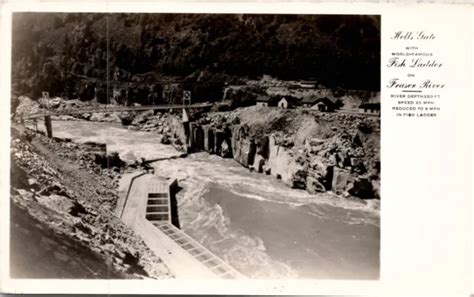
[41,91,52,138]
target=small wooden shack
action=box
[277,96,299,109]
[278,97,289,108]
[256,96,274,107]
[301,97,318,107]
[303,97,337,112]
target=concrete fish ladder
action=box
[118,172,244,279]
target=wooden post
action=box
[182,109,190,152]
[44,115,53,138]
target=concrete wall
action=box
[190,123,204,151]
[203,126,215,153]
[189,124,234,158]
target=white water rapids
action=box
[42,120,380,279]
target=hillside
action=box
[12,13,380,103]
[10,125,173,278]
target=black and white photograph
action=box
[9,12,381,280]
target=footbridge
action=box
[25,103,213,119]
[22,102,213,138]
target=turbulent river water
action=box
[45,120,380,279]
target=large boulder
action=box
[15,96,40,118]
[49,98,62,109]
[161,134,171,145]
[94,151,125,169]
[263,164,271,175]
[350,157,366,174]
[331,167,355,195]
[80,113,92,120]
[256,136,270,159]
[231,126,256,167]
[82,142,107,163]
[305,138,325,149]
[131,110,154,126]
[267,135,307,188]
[253,154,266,173]
[38,181,68,197]
[119,112,135,126]
[289,163,307,189]
[308,157,333,187]
[58,115,77,121]
[220,139,232,158]
[27,178,41,191]
[371,179,380,199]
[348,177,374,199]
[306,176,326,194]
[90,113,121,123]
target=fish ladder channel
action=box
[146,178,244,279]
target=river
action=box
[44,120,380,279]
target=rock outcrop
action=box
[99,104,380,200]
[231,125,256,166]
[331,167,355,195]
[197,106,380,199]
[267,135,306,188]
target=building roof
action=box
[277,95,299,103]
[315,97,337,107]
[256,96,272,102]
[301,97,319,104]
[359,102,381,110]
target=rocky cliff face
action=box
[267,135,305,188]
[194,106,380,200]
[231,125,255,167]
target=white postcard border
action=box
[1,1,472,295]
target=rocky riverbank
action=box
[135,106,380,200]
[10,125,173,279]
[17,95,380,200]
[15,96,188,152]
